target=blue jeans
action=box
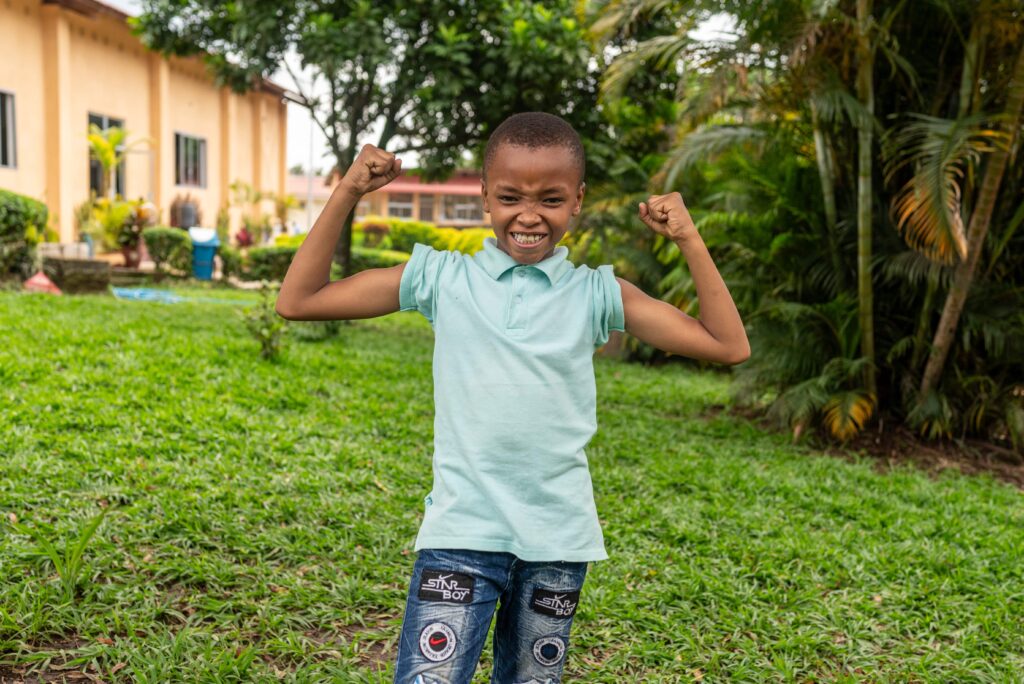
[392,548,589,684]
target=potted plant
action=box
[118,200,157,268]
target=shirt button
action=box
[515,295,523,303]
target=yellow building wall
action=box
[0,0,47,199]
[0,0,287,244]
[67,11,152,203]
[168,56,223,226]
[230,90,254,189]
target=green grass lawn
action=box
[2,286,1023,683]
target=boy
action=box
[276,112,749,684]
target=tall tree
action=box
[854,0,877,401]
[919,41,1024,397]
[132,0,600,275]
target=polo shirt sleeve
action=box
[592,264,625,348]
[399,242,452,323]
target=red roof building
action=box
[286,168,487,232]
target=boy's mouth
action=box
[510,231,546,247]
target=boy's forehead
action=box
[487,144,580,190]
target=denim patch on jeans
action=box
[392,548,589,684]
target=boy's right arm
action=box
[276,144,404,321]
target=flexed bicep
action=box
[617,277,743,365]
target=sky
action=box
[102,1,735,177]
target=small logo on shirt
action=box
[417,569,474,603]
[530,588,579,617]
[418,622,456,662]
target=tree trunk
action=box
[919,41,1024,398]
[811,99,845,292]
[332,143,357,278]
[855,0,877,399]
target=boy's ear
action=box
[573,181,586,215]
[480,179,489,212]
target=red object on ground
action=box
[23,271,63,295]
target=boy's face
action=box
[481,143,585,264]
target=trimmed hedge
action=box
[351,246,411,271]
[0,188,48,278]
[387,219,438,253]
[246,244,411,282]
[356,216,491,255]
[220,245,243,280]
[142,226,192,274]
[246,246,296,282]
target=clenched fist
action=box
[638,192,698,243]
[339,143,403,196]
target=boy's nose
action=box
[517,210,541,226]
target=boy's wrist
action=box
[335,180,363,201]
[673,232,705,253]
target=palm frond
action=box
[656,125,766,190]
[822,389,876,441]
[882,112,1007,264]
[600,31,690,102]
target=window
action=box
[419,193,434,222]
[88,113,125,196]
[442,195,483,222]
[355,198,371,218]
[388,192,413,218]
[0,91,14,169]
[175,132,207,187]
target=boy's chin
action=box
[496,237,555,263]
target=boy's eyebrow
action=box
[495,183,568,194]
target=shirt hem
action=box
[414,535,608,562]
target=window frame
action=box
[441,194,484,222]
[0,90,15,169]
[174,131,207,188]
[88,112,126,196]
[419,193,435,222]
[387,192,414,219]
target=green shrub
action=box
[388,219,440,252]
[142,226,191,274]
[0,188,48,278]
[247,246,296,282]
[219,245,243,280]
[82,198,135,252]
[239,281,287,360]
[358,217,390,248]
[273,233,305,249]
[291,319,344,342]
[377,217,489,255]
[433,227,490,254]
[351,246,411,272]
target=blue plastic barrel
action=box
[187,227,220,280]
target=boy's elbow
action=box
[725,344,751,365]
[275,300,298,320]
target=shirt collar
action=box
[475,236,573,285]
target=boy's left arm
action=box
[618,192,751,365]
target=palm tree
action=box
[919,41,1024,397]
[86,124,148,200]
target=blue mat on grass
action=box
[110,287,242,305]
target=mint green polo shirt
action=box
[398,236,625,562]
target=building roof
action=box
[44,0,290,97]
[287,170,483,202]
[384,171,482,197]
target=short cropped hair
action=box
[483,112,586,188]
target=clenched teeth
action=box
[512,232,544,244]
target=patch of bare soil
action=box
[715,405,1024,490]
